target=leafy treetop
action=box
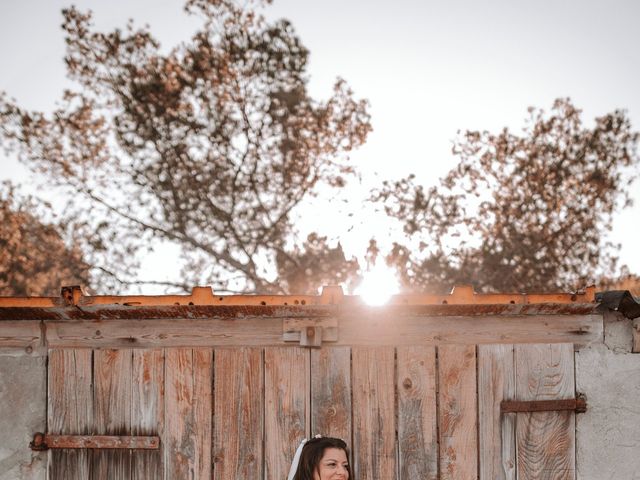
[373,99,639,293]
[0,0,371,294]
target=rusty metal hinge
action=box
[501,394,587,414]
[283,318,338,347]
[30,433,160,451]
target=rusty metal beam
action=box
[29,433,160,451]
[0,284,596,309]
[501,396,587,414]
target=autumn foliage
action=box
[0,183,89,296]
[0,0,370,294]
[1,1,638,296]
[373,99,639,293]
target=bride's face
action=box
[313,447,349,480]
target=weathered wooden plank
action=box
[48,349,93,480]
[478,344,516,480]
[131,349,164,480]
[0,320,41,348]
[311,347,351,441]
[438,344,478,480]
[264,347,309,480]
[338,314,602,346]
[164,348,212,480]
[213,348,263,480]
[45,318,283,347]
[352,347,396,479]
[43,314,602,348]
[91,349,133,480]
[397,346,438,480]
[40,434,159,449]
[515,344,575,480]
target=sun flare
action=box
[355,263,400,306]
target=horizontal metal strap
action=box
[501,396,587,414]
[30,433,160,451]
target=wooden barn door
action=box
[47,344,577,479]
[478,343,577,480]
[47,348,210,480]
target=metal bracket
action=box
[501,393,587,414]
[283,318,338,347]
[30,433,160,451]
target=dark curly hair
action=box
[292,436,351,480]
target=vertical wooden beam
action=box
[164,348,212,480]
[352,347,396,479]
[264,347,309,480]
[515,343,575,480]
[311,347,352,441]
[438,344,478,480]
[397,346,438,480]
[632,320,640,353]
[478,344,516,480]
[213,348,264,480]
[48,349,93,480]
[91,349,133,479]
[131,349,164,480]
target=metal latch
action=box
[283,318,338,347]
[501,393,587,414]
[30,433,160,451]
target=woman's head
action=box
[293,436,350,480]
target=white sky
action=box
[1,0,639,291]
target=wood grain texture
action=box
[264,347,309,480]
[91,349,133,479]
[0,320,41,348]
[478,344,516,480]
[438,344,478,480]
[397,346,438,480]
[336,314,601,346]
[310,347,351,441]
[164,348,212,480]
[131,349,164,480]
[48,349,93,480]
[43,313,602,348]
[45,317,283,347]
[515,343,575,480]
[352,347,396,480]
[213,348,264,480]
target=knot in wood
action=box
[402,378,413,389]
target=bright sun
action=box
[355,263,400,306]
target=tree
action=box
[0,182,90,296]
[276,233,361,295]
[0,0,370,294]
[373,99,639,293]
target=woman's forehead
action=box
[321,448,348,461]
